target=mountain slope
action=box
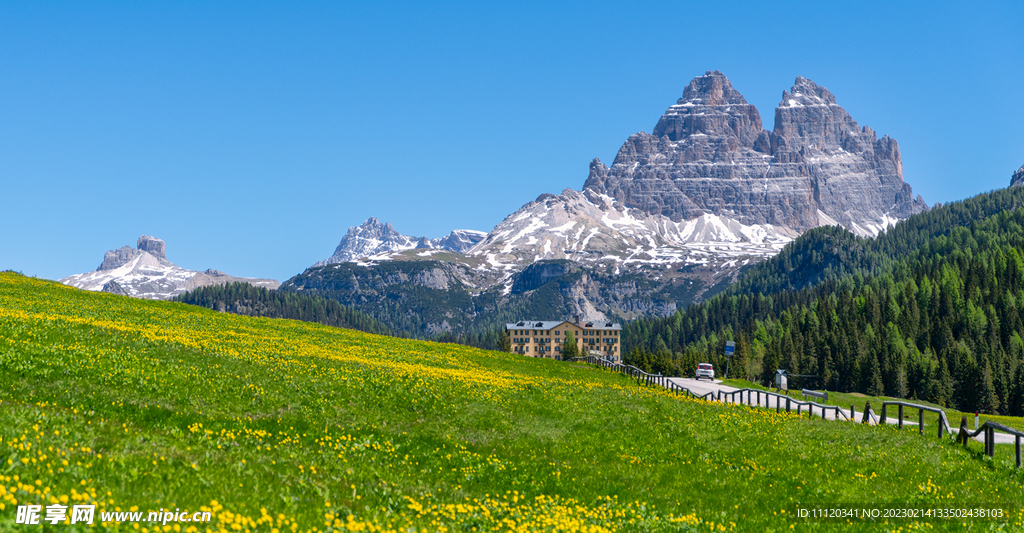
[468,187,796,274]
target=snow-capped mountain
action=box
[312,218,486,267]
[468,187,797,275]
[285,71,929,334]
[61,235,279,300]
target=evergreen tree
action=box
[867,354,885,397]
[761,340,781,387]
[732,334,750,381]
[499,330,511,353]
[979,362,1001,414]
[561,331,579,361]
[938,358,954,407]
[1009,365,1024,416]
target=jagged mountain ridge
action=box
[312,217,487,267]
[583,72,927,236]
[61,235,279,300]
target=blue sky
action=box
[3,1,1022,283]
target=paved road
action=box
[664,377,1019,445]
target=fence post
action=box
[959,417,969,447]
[938,414,944,439]
[898,404,904,430]
[919,409,924,435]
[986,427,994,457]
[851,405,856,421]
[862,402,872,424]
[776,395,780,414]
[1016,436,1021,469]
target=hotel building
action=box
[505,318,621,362]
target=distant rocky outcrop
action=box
[1011,164,1024,188]
[583,71,927,236]
[101,280,129,296]
[62,235,279,300]
[313,218,486,266]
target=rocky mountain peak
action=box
[780,76,838,107]
[679,70,749,106]
[1011,164,1024,188]
[137,235,166,260]
[583,71,927,235]
[773,76,861,153]
[652,70,762,144]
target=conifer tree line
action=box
[176,281,516,350]
[624,187,1024,415]
[174,282,393,336]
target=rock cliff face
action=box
[61,236,279,299]
[1011,164,1024,188]
[583,71,927,236]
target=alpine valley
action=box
[276,71,928,337]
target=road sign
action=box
[724,341,735,357]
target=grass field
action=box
[0,272,1022,532]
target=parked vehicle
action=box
[695,363,715,380]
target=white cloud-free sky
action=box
[2,1,1022,282]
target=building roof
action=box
[505,321,571,331]
[505,320,621,331]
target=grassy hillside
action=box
[0,272,1022,532]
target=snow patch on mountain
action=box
[467,188,799,273]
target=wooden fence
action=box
[572,355,1022,469]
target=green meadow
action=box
[0,272,1021,532]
